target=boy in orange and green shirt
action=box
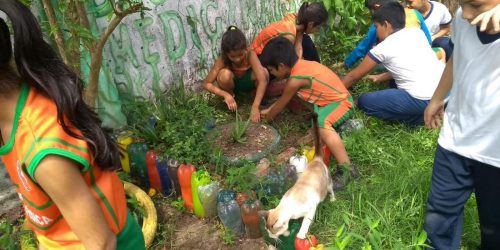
[259,37,359,190]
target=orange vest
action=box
[252,13,297,55]
[0,84,127,249]
[231,48,251,78]
[290,59,351,107]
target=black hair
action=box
[220,26,247,67]
[296,2,328,28]
[259,37,298,69]
[0,0,120,171]
[0,18,18,95]
[372,1,405,30]
[364,0,397,10]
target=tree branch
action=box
[41,0,69,65]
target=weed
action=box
[225,161,259,194]
[217,222,236,245]
[170,197,186,212]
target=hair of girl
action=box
[0,18,19,94]
[296,2,328,27]
[220,25,247,67]
[0,0,121,171]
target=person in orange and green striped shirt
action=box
[259,37,359,191]
[252,2,328,62]
[0,1,144,249]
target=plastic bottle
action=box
[127,141,150,189]
[283,164,298,189]
[155,155,172,196]
[260,218,302,250]
[117,133,134,173]
[217,190,245,237]
[177,164,196,212]
[167,157,181,197]
[191,170,211,218]
[264,170,285,196]
[241,199,262,238]
[145,150,162,194]
[322,145,332,167]
[198,182,219,218]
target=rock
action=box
[275,147,297,164]
[255,158,271,177]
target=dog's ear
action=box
[258,210,269,220]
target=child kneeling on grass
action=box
[342,1,445,126]
[203,26,268,122]
[259,37,359,190]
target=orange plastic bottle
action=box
[177,164,196,212]
[145,150,162,194]
[322,145,332,167]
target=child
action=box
[423,1,500,249]
[342,1,444,126]
[252,2,328,62]
[406,0,454,60]
[203,26,268,122]
[259,37,358,190]
[0,1,144,249]
[341,0,432,69]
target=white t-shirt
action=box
[368,28,445,100]
[424,1,452,36]
[438,8,500,168]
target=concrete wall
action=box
[91,0,301,96]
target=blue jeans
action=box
[432,37,454,61]
[425,145,500,250]
[357,89,429,126]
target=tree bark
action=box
[68,1,82,74]
[83,2,143,107]
[41,0,69,65]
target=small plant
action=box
[231,111,251,144]
[217,223,236,245]
[170,197,186,212]
[225,161,259,193]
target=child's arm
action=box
[249,50,268,122]
[342,55,378,88]
[295,32,304,59]
[424,56,453,129]
[344,24,377,68]
[203,57,237,111]
[261,78,304,120]
[432,24,451,41]
[35,156,116,250]
[366,72,392,83]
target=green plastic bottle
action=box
[191,170,211,218]
[260,217,302,250]
[127,141,150,190]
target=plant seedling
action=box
[231,111,251,144]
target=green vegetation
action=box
[231,111,251,144]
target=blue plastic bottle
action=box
[155,156,172,196]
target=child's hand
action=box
[365,74,381,83]
[251,107,261,122]
[224,94,237,111]
[471,4,500,34]
[424,100,445,129]
[260,108,270,120]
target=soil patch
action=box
[155,203,267,250]
[213,123,277,159]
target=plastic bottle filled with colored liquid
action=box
[198,182,219,218]
[127,142,150,190]
[241,199,262,239]
[145,150,162,194]
[191,170,211,218]
[166,157,181,197]
[322,145,332,167]
[117,133,134,173]
[260,218,302,250]
[217,190,245,237]
[264,170,285,196]
[177,164,196,212]
[155,156,172,196]
[283,164,298,190]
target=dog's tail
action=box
[311,112,323,159]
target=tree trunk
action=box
[83,3,143,107]
[41,0,69,65]
[439,0,459,15]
